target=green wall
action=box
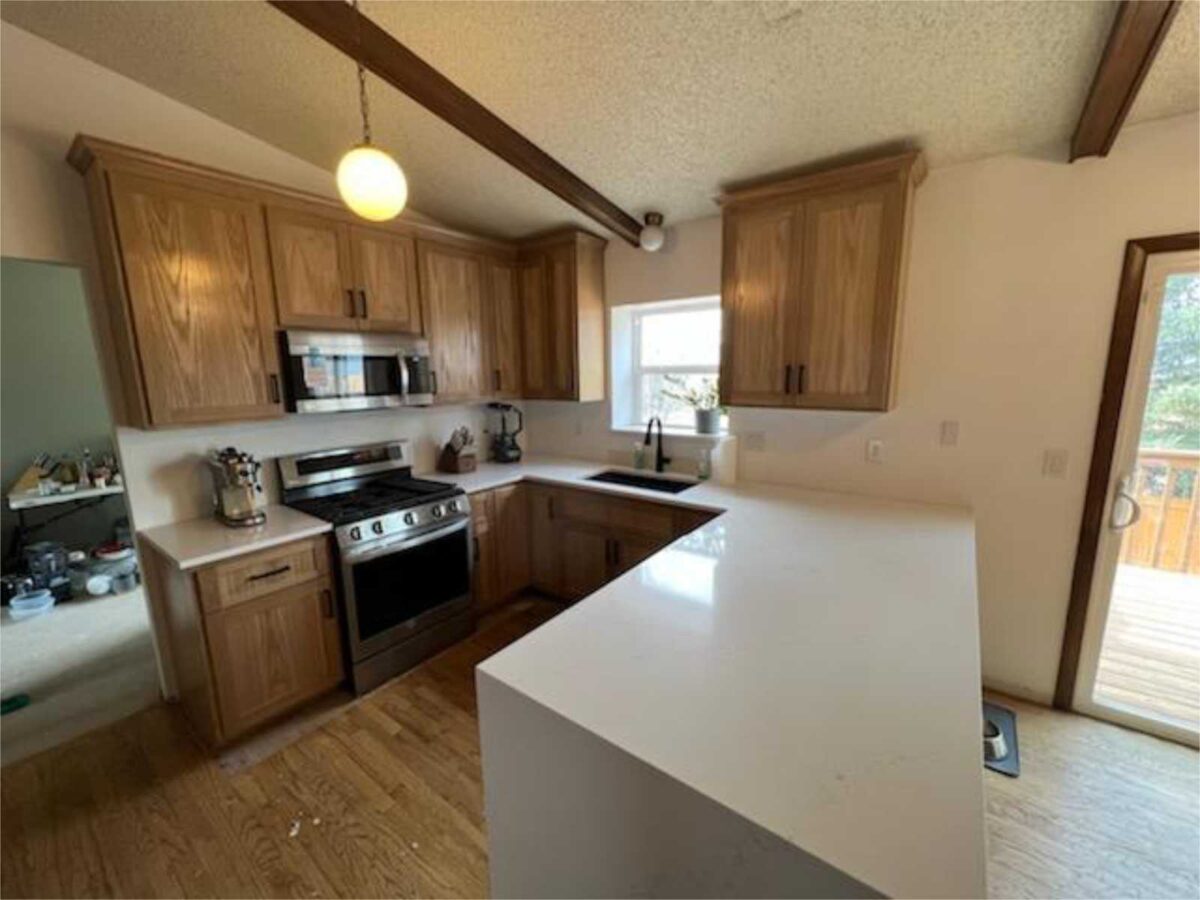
[1,258,127,559]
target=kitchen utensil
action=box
[208,447,266,527]
[9,589,55,620]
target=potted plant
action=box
[662,376,723,434]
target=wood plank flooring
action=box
[3,600,1197,899]
[1,597,559,900]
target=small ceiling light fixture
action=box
[336,0,407,222]
[638,212,666,252]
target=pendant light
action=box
[336,0,408,222]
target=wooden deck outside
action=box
[1094,563,1200,732]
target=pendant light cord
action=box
[352,0,371,145]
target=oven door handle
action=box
[341,516,469,564]
[398,353,411,399]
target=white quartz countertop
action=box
[137,504,331,570]
[462,457,986,898]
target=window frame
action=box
[617,296,722,431]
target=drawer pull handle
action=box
[247,564,291,582]
[321,588,335,619]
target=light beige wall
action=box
[1,23,487,533]
[526,111,1200,702]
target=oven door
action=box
[339,518,473,662]
[283,331,405,413]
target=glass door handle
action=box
[1110,477,1142,531]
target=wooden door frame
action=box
[1054,231,1200,709]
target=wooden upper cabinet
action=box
[105,171,283,426]
[267,206,356,329]
[720,202,802,407]
[517,230,606,401]
[483,259,523,398]
[418,241,486,403]
[719,150,924,411]
[267,208,423,334]
[351,225,422,334]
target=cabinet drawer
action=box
[557,488,610,529]
[195,536,330,613]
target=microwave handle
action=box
[398,354,411,397]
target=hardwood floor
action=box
[3,602,1197,899]
[985,692,1199,900]
[0,597,559,899]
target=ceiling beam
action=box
[269,0,643,245]
[1070,0,1180,161]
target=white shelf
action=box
[7,483,125,511]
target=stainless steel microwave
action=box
[280,330,434,414]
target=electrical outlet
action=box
[743,431,766,452]
[939,420,959,447]
[866,439,884,464]
[1042,448,1069,479]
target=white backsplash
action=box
[117,404,495,530]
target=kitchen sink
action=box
[586,469,697,494]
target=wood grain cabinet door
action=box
[796,181,904,410]
[204,578,340,740]
[471,491,500,613]
[527,485,562,596]
[493,483,530,598]
[561,524,611,601]
[484,260,523,398]
[519,258,550,397]
[720,203,803,407]
[107,172,283,426]
[266,207,356,330]
[419,242,486,403]
[545,242,577,398]
[352,226,422,334]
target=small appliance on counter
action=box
[487,402,523,463]
[208,447,266,527]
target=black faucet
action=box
[643,417,672,473]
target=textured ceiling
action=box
[2,1,1197,241]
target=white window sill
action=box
[609,424,728,443]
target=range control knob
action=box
[403,512,417,526]
[372,521,385,535]
[430,504,444,519]
[349,526,362,542]
[446,500,460,513]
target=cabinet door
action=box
[545,242,577,398]
[519,258,551,397]
[485,259,523,398]
[561,525,610,601]
[719,203,802,407]
[266,207,356,329]
[471,491,500,613]
[419,242,486,403]
[205,578,340,740]
[611,532,662,577]
[494,483,531,599]
[108,172,283,426]
[352,226,422,334]
[796,181,904,410]
[528,485,562,596]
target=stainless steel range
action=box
[278,440,473,694]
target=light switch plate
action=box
[743,431,766,452]
[940,420,959,447]
[1042,448,1069,479]
[866,439,884,464]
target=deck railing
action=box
[1119,448,1200,574]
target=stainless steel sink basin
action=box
[586,469,697,494]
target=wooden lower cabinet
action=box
[493,484,531,597]
[205,577,341,740]
[147,534,343,747]
[561,524,611,601]
[528,484,563,595]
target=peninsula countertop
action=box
[455,457,986,898]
